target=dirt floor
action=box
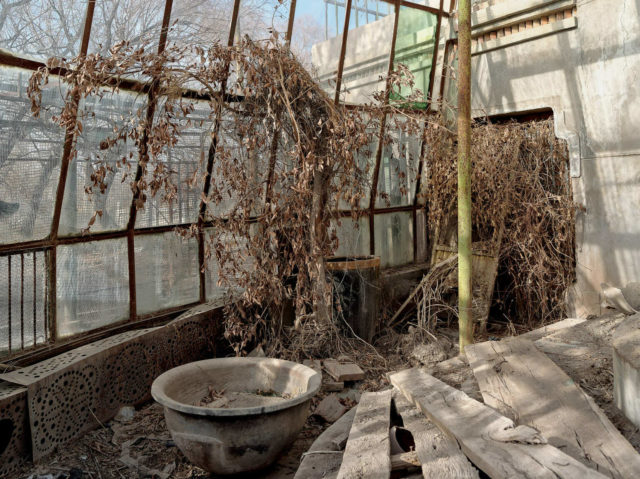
[16,314,640,479]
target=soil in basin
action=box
[197,386,293,409]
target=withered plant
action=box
[423,117,576,329]
[28,35,426,355]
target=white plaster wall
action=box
[465,0,640,316]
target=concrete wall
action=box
[439,0,640,316]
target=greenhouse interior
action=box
[1,0,640,478]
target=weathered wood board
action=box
[390,368,607,479]
[393,392,478,478]
[466,338,640,478]
[337,390,392,479]
[324,359,365,381]
[294,407,356,479]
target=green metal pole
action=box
[457,0,473,353]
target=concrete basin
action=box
[151,357,321,475]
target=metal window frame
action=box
[0,0,448,362]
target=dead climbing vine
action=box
[28,33,427,356]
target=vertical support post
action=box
[127,0,174,318]
[20,253,24,350]
[33,251,37,346]
[334,0,353,105]
[369,0,400,255]
[286,0,297,46]
[427,0,445,108]
[457,0,473,352]
[197,0,241,303]
[8,256,12,354]
[47,0,96,341]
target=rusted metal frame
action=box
[33,251,37,347]
[126,0,175,321]
[378,0,448,16]
[7,256,11,354]
[368,0,401,256]
[427,0,445,108]
[286,0,298,45]
[20,253,24,350]
[0,49,244,105]
[41,0,97,344]
[334,0,353,105]
[438,39,455,103]
[49,0,96,240]
[197,0,241,303]
[47,247,56,340]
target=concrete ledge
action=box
[472,17,577,56]
[613,314,640,428]
[472,0,574,31]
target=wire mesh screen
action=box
[0,67,66,245]
[59,92,145,236]
[135,232,199,315]
[376,122,422,208]
[88,0,164,55]
[135,102,211,228]
[333,217,371,257]
[0,0,86,61]
[0,250,49,356]
[56,239,130,338]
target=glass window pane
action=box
[338,3,395,105]
[59,91,146,235]
[375,117,423,208]
[0,0,85,61]
[392,6,438,106]
[206,113,268,219]
[374,211,414,267]
[289,2,326,72]
[135,100,211,228]
[57,239,129,338]
[90,0,165,54]
[135,232,199,315]
[170,0,233,49]
[333,216,370,258]
[236,0,291,44]
[0,67,66,245]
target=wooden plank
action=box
[466,338,640,479]
[314,394,347,423]
[390,368,607,479]
[394,392,478,478]
[519,317,586,341]
[324,359,365,381]
[337,390,392,479]
[294,407,356,479]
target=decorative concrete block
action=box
[0,381,30,476]
[0,303,221,461]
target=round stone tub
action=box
[151,357,321,475]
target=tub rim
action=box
[151,357,321,417]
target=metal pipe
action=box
[457,0,473,352]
